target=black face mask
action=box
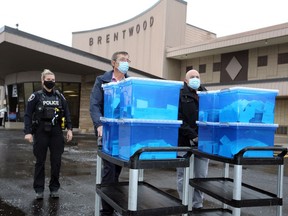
[44,80,55,89]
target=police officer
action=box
[24,69,73,200]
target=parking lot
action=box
[0,128,287,216]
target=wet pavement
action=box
[0,128,287,216]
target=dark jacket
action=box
[178,82,207,147]
[89,70,128,132]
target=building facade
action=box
[0,0,287,136]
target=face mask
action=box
[117,61,129,74]
[44,80,55,89]
[188,77,201,90]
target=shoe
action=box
[50,191,59,198]
[35,192,44,200]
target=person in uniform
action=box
[24,69,73,200]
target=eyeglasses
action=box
[116,58,131,63]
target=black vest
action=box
[34,90,63,121]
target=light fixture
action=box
[63,90,75,93]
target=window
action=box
[186,66,193,72]
[7,82,81,128]
[213,62,221,72]
[199,64,206,73]
[278,53,288,64]
[62,83,81,127]
[257,56,268,67]
[276,126,288,135]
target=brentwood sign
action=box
[89,16,154,46]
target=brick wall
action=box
[78,76,94,133]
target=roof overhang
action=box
[0,26,159,85]
[0,26,112,79]
[166,22,288,60]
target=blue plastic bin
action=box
[198,90,220,122]
[218,87,278,123]
[100,118,119,156]
[102,82,121,118]
[198,87,278,123]
[118,119,182,160]
[118,77,183,120]
[197,121,278,158]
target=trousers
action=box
[177,155,209,208]
[33,123,64,193]
[100,159,122,216]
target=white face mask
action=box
[117,61,129,74]
[188,77,201,89]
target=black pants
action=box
[101,159,122,216]
[33,123,64,193]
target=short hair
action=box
[111,51,129,61]
[41,69,55,81]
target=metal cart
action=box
[189,147,287,216]
[95,146,192,216]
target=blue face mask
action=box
[117,61,129,74]
[188,77,201,90]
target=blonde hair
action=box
[41,69,55,81]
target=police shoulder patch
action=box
[28,94,35,102]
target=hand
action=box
[97,126,103,137]
[24,134,33,143]
[66,130,73,142]
[189,139,196,146]
[190,137,198,146]
[97,136,102,146]
[193,137,198,143]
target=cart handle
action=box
[235,146,287,159]
[130,146,192,161]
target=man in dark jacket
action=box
[90,51,130,216]
[177,69,209,210]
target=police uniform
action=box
[24,88,72,194]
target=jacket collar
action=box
[101,70,129,83]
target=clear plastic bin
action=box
[103,82,121,118]
[119,77,183,120]
[118,119,182,160]
[101,118,119,156]
[197,121,278,158]
[198,87,278,123]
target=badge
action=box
[28,94,35,102]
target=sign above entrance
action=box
[89,16,154,46]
